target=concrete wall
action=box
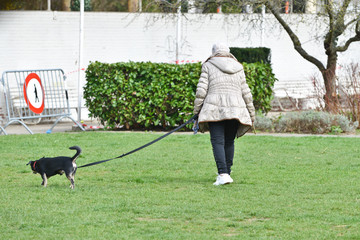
[0,11,359,123]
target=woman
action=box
[193,43,255,185]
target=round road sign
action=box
[23,73,45,114]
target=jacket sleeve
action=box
[193,64,209,115]
[240,69,256,122]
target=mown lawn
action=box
[1,132,360,239]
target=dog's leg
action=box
[41,173,48,187]
[67,175,75,189]
[66,168,77,189]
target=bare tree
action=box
[263,0,360,112]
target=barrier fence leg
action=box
[47,115,85,134]
[3,120,34,134]
[68,116,86,131]
[0,126,7,135]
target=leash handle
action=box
[192,119,199,134]
[78,114,198,168]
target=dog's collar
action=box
[33,161,36,169]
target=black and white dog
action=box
[27,146,81,189]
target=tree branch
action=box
[337,20,360,52]
[336,35,360,52]
[324,1,335,54]
[333,0,352,36]
[265,1,325,71]
[323,1,354,55]
[344,15,360,29]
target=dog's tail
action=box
[69,146,81,162]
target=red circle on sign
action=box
[23,73,45,114]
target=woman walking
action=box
[193,43,255,185]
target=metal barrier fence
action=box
[1,69,84,134]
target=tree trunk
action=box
[62,0,71,11]
[322,58,339,113]
[128,0,139,12]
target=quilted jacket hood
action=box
[207,56,243,74]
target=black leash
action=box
[78,114,198,168]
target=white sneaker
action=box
[218,173,234,183]
[213,173,233,186]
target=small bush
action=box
[271,111,359,134]
[333,114,359,133]
[254,114,273,132]
[275,111,332,134]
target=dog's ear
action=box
[26,161,32,166]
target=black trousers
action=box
[208,120,239,175]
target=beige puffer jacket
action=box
[193,53,256,137]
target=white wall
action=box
[0,11,359,123]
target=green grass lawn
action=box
[1,132,360,239]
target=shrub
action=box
[84,61,199,130]
[254,114,273,132]
[230,47,271,64]
[275,111,331,134]
[333,114,359,133]
[84,61,277,130]
[273,111,358,134]
[243,62,278,114]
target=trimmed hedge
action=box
[230,47,271,64]
[243,62,277,113]
[84,61,277,130]
[84,61,199,130]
